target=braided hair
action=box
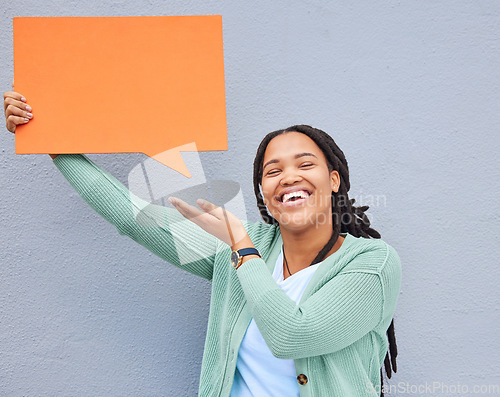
[252,124,397,396]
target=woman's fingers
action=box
[6,103,32,119]
[169,197,246,247]
[169,196,206,221]
[196,199,224,219]
[4,92,31,133]
[170,197,223,222]
[6,115,30,132]
[5,104,33,133]
[3,91,26,112]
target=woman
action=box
[4,89,401,397]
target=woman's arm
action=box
[167,193,401,357]
[235,244,401,359]
[53,154,218,280]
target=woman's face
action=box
[261,131,340,231]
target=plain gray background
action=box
[1,1,499,396]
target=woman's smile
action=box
[280,193,310,207]
[277,187,312,207]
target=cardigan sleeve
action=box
[236,243,401,359]
[53,154,219,280]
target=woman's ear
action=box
[330,170,340,193]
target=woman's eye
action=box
[300,163,313,168]
[266,170,280,176]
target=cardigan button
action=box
[297,374,308,385]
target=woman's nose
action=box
[279,169,302,186]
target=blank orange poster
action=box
[14,16,227,176]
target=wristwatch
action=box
[231,248,261,269]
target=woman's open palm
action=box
[168,196,249,248]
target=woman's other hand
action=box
[4,79,58,159]
[168,196,252,250]
[4,89,32,133]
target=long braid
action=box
[252,125,397,396]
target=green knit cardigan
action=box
[53,154,402,397]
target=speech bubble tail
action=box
[149,142,198,178]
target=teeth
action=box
[282,190,310,203]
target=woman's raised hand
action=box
[4,80,59,159]
[4,89,32,133]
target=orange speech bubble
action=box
[13,16,227,177]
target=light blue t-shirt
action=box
[230,248,321,397]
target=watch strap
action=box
[237,248,261,258]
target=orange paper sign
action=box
[14,16,227,177]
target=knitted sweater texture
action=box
[53,154,402,397]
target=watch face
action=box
[231,251,239,268]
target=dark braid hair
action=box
[252,124,397,396]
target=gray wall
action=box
[1,1,499,396]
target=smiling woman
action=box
[248,125,400,395]
[4,87,401,397]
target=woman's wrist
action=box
[231,235,260,266]
[231,234,254,252]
